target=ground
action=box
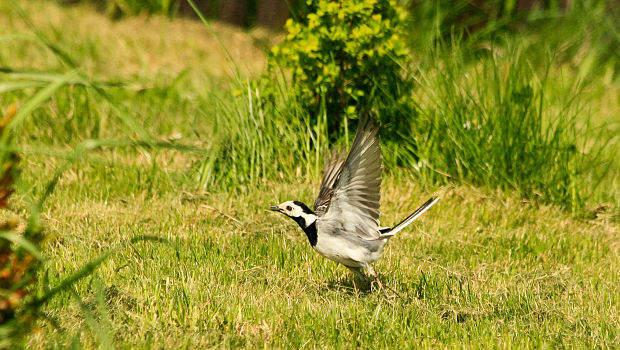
[0,1,617,348]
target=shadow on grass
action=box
[324,275,429,303]
[323,276,373,296]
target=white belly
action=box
[312,233,385,267]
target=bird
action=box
[269,116,439,293]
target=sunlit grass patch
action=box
[0,0,617,347]
[27,180,619,348]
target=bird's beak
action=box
[269,205,281,212]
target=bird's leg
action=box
[346,266,370,290]
[362,263,400,299]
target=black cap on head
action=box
[293,201,314,215]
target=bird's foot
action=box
[371,278,399,300]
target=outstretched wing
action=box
[314,148,346,216]
[317,116,382,240]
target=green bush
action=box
[269,0,414,139]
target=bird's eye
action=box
[286,206,292,211]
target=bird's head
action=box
[269,201,316,227]
[269,201,307,218]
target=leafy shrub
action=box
[269,0,414,139]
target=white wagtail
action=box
[269,116,439,292]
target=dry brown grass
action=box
[0,1,275,80]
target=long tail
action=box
[379,197,440,237]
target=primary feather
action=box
[314,148,346,216]
[315,116,383,240]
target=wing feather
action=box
[316,116,382,240]
[314,147,346,216]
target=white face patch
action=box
[278,201,317,227]
[279,201,303,217]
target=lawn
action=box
[0,1,618,348]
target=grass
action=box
[410,40,618,210]
[0,0,618,348]
[23,182,620,347]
